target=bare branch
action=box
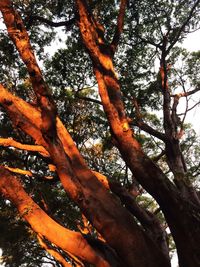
[0,137,49,157]
[178,100,200,116]
[171,86,200,98]
[132,97,166,141]
[27,15,76,30]
[136,35,162,48]
[0,165,33,176]
[167,0,200,53]
[75,95,102,105]
[152,150,166,162]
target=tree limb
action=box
[0,137,49,157]
[0,83,170,267]
[27,15,76,30]
[167,0,200,53]
[0,165,33,176]
[132,97,167,141]
[37,234,72,267]
[0,166,110,267]
[0,0,57,139]
[111,0,128,55]
[171,86,200,98]
[75,95,102,105]
[91,171,169,261]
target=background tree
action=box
[0,0,200,266]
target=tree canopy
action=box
[0,0,200,266]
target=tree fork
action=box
[76,1,200,266]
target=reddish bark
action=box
[0,0,57,139]
[0,82,168,266]
[76,1,200,266]
[0,80,170,267]
[0,167,109,267]
[1,1,200,266]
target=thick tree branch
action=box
[0,2,83,200]
[0,88,159,267]
[93,171,169,261]
[0,167,109,267]
[159,57,198,201]
[111,0,128,55]
[0,84,170,267]
[37,234,72,267]
[77,0,188,215]
[0,0,57,139]
[76,6,200,265]
[136,121,167,141]
[109,182,169,261]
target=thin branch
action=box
[75,95,102,105]
[151,150,166,162]
[171,86,200,98]
[27,15,76,30]
[149,4,165,38]
[178,100,200,116]
[132,97,166,141]
[167,0,200,53]
[134,35,162,49]
[65,251,84,267]
[0,137,49,157]
[0,165,33,176]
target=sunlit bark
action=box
[0,83,170,267]
[1,1,200,266]
[76,1,200,266]
[0,0,57,139]
[0,166,33,176]
[0,137,49,157]
[37,235,72,267]
[0,167,110,267]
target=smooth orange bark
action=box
[0,137,49,157]
[37,235,73,267]
[0,167,110,267]
[0,2,171,266]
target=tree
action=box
[0,0,200,266]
